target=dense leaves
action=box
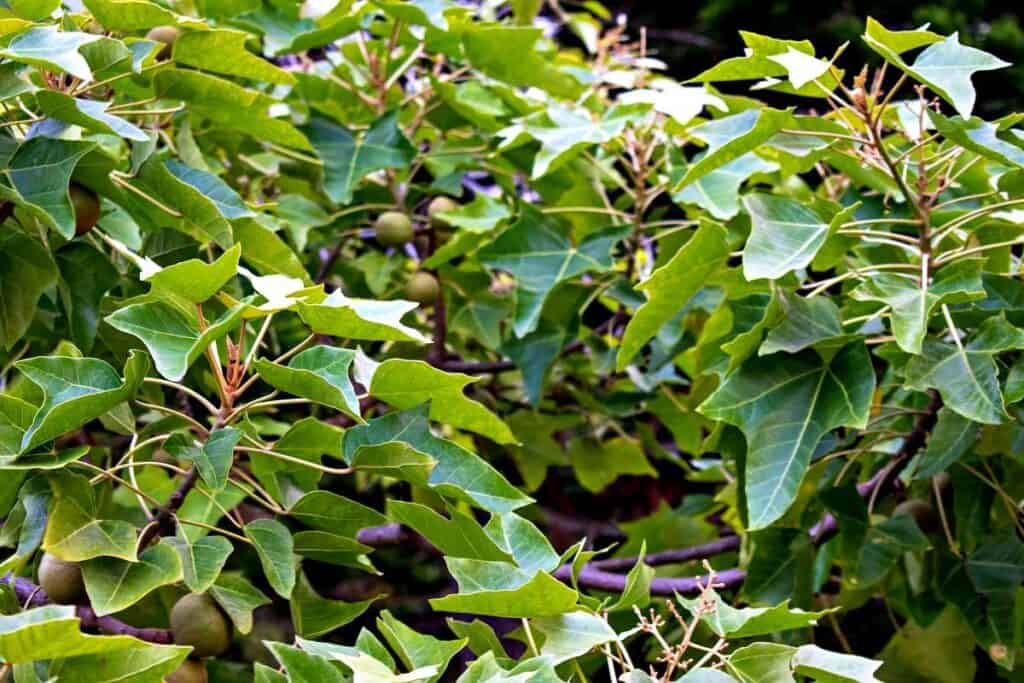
[0,2,1021,682]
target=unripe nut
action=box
[146,26,180,59]
[427,196,458,229]
[166,659,208,683]
[170,593,232,659]
[374,211,414,246]
[70,183,100,237]
[405,271,440,306]
[38,553,86,604]
[893,499,939,535]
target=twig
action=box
[1,575,173,644]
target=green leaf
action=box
[298,290,429,344]
[760,289,846,355]
[154,69,311,150]
[479,206,629,337]
[1,137,95,239]
[0,605,180,663]
[347,441,436,489]
[56,243,119,353]
[675,109,791,189]
[177,484,245,544]
[855,515,930,586]
[606,546,654,612]
[568,436,655,493]
[864,21,1008,119]
[433,193,511,232]
[742,193,830,281]
[105,300,244,381]
[291,569,380,638]
[793,644,882,683]
[878,608,976,683]
[81,542,183,616]
[905,317,1024,424]
[143,243,241,303]
[288,490,387,536]
[132,157,237,248]
[304,112,416,205]
[388,500,513,562]
[370,359,515,444]
[0,228,57,350]
[730,643,797,683]
[208,573,271,635]
[37,91,147,141]
[429,558,578,618]
[376,609,467,683]
[293,530,373,569]
[9,0,60,20]
[483,512,560,573]
[255,346,361,419]
[532,611,616,664]
[250,418,343,506]
[343,406,532,514]
[618,221,729,369]
[446,620,505,659]
[0,395,35,460]
[461,26,582,100]
[700,343,874,529]
[233,217,312,284]
[246,518,296,598]
[680,588,831,638]
[851,260,984,354]
[172,28,295,85]
[0,26,101,81]
[500,104,644,178]
[165,532,234,593]
[930,113,1024,169]
[164,159,254,221]
[905,408,979,480]
[17,351,149,453]
[674,152,777,220]
[165,428,241,491]
[54,642,192,683]
[42,472,138,562]
[267,642,347,683]
[82,0,187,30]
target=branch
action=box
[137,465,199,548]
[356,523,405,546]
[437,359,516,374]
[554,564,747,596]
[590,535,740,572]
[1,575,174,644]
[549,392,944,597]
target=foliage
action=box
[0,2,1021,682]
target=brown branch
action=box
[137,466,199,548]
[547,392,944,596]
[1,575,174,644]
[437,359,516,374]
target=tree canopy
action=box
[0,2,1021,682]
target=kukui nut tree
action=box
[0,2,1020,682]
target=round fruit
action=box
[146,26,180,58]
[404,271,440,306]
[427,196,458,229]
[170,593,232,658]
[70,184,100,237]
[38,553,86,604]
[166,659,208,683]
[893,499,939,534]
[374,211,414,246]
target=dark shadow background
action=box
[610,1,1024,116]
